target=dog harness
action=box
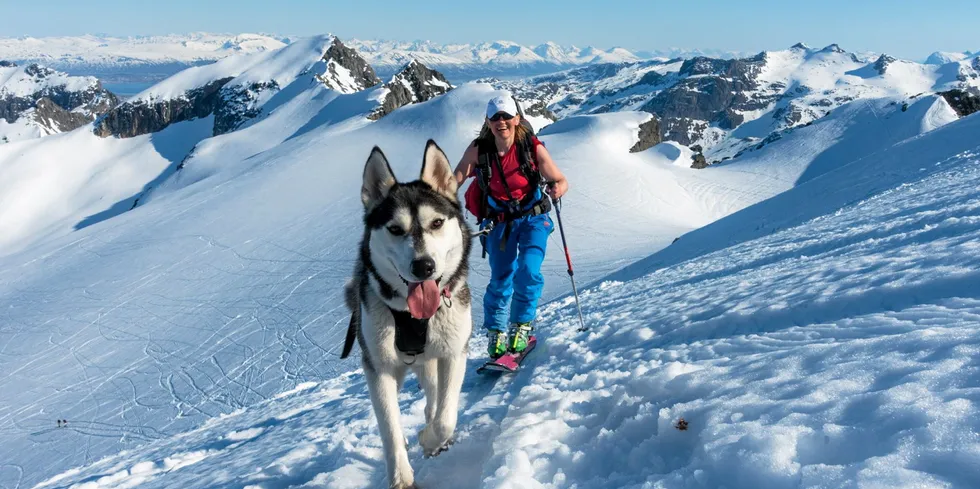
[340,286,452,361]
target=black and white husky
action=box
[342,140,472,489]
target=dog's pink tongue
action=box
[407,280,440,319]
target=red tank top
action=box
[483,137,542,202]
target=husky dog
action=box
[341,140,472,489]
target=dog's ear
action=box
[420,139,458,202]
[362,146,397,209]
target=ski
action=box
[476,336,537,374]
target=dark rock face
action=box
[0,97,33,123]
[213,80,280,135]
[321,38,381,92]
[973,56,980,72]
[873,54,897,75]
[0,60,17,67]
[523,100,557,121]
[94,77,232,138]
[636,70,665,86]
[368,60,452,120]
[33,97,94,132]
[640,53,772,144]
[0,63,119,132]
[939,88,980,117]
[629,116,662,153]
[691,152,708,169]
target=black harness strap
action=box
[340,313,357,359]
[389,308,429,355]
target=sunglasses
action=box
[489,112,516,122]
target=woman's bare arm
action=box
[535,144,568,199]
[454,143,478,186]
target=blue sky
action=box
[2,0,977,60]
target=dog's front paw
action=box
[390,470,418,489]
[419,423,454,458]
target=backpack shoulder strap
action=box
[474,139,493,194]
[515,135,541,187]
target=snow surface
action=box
[0,81,771,488]
[1,39,978,488]
[127,35,334,103]
[15,107,980,489]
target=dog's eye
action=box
[387,225,405,236]
[431,219,445,230]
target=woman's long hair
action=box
[476,116,531,147]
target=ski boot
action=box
[487,330,508,359]
[508,322,533,354]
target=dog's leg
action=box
[417,358,440,425]
[365,366,416,489]
[419,354,465,456]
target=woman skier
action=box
[454,92,569,360]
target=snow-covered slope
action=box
[24,104,980,489]
[0,79,779,488]
[0,36,460,256]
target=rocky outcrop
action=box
[368,60,452,120]
[523,100,557,121]
[317,38,381,93]
[629,116,662,153]
[94,77,232,138]
[213,80,280,135]
[0,62,118,133]
[939,88,980,117]
[640,53,772,144]
[0,60,17,67]
[873,54,897,75]
[691,151,708,169]
[33,97,95,132]
[973,56,980,72]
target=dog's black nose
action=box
[411,257,436,279]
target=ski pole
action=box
[550,195,588,332]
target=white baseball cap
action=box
[486,93,519,119]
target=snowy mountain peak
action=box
[318,37,381,93]
[925,50,969,65]
[821,43,846,53]
[790,42,811,51]
[369,60,453,120]
[873,53,897,74]
[533,42,573,64]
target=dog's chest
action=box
[361,296,470,365]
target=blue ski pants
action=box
[483,212,554,332]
